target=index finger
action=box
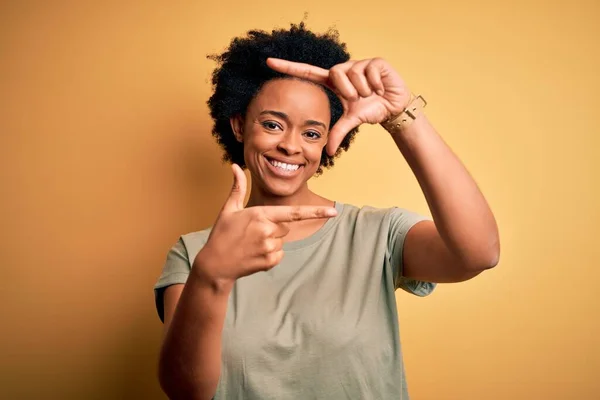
[266,58,330,85]
[262,205,338,223]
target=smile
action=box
[264,156,304,177]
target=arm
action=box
[157,164,338,399]
[389,110,500,283]
[158,253,232,400]
[263,57,500,282]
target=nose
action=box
[276,131,301,155]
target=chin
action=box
[262,180,302,198]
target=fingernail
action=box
[326,208,338,217]
[376,89,384,96]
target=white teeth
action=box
[269,159,300,171]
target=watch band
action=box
[381,94,427,133]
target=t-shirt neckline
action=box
[282,201,345,251]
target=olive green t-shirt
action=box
[154,202,436,399]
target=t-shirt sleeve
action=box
[387,207,436,296]
[153,237,193,323]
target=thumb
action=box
[222,163,246,212]
[326,116,360,156]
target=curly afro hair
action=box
[206,22,359,176]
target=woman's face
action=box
[232,78,331,198]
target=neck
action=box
[246,182,325,208]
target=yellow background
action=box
[1,1,598,399]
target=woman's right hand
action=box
[192,164,338,288]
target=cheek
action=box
[305,144,325,164]
[243,129,272,154]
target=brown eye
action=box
[262,121,282,131]
[304,130,322,140]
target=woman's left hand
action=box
[267,57,411,156]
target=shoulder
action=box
[337,202,425,227]
[336,202,430,250]
[181,227,212,244]
[338,202,390,218]
[174,227,213,261]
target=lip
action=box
[264,155,305,166]
[264,155,304,178]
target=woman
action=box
[154,22,499,400]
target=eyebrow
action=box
[259,110,327,130]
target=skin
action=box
[158,78,340,400]
[230,78,338,241]
[158,57,500,400]
[266,57,500,280]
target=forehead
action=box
[249,78,330,120]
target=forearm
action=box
[390,114,500,268]
[159,261,232,400]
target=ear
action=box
[230,115,244,143]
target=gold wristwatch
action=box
[381,95,427,134]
